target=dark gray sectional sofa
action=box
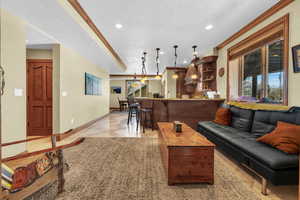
[197,105,300,187]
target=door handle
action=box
[0,65,5,96]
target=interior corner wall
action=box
[216,0,300,106]
[0,9,26,157]
[52,44,60,133]
[110,80,126,108]
[58,45,109,133]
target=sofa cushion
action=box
[198,121,252,141]
[230,106,254,132]
[251,110,300,137]
[198,121,299,170]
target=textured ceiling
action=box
[2,0,280,74]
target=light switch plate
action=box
[62,91,68,97]
[14,88,23,96]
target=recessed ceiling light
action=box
[159,51,164,55]
[115,23,123,29]
[205,24,214,30]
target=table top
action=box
[157,122,215,147]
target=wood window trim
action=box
[226,14,289,105]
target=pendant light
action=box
[192,45,198,59]
[172,45,179,79]
[131,73,139,88]
[155,48,161,80]
[141,52,147,83]
[190,45,198,80]
[174,45,178,67]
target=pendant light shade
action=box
[172,73,179,79]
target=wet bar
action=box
[136,98,225,130]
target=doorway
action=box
[27,59,53,136]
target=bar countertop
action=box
[135,97,225,101]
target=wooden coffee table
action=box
[157,122,215,185]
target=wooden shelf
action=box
[203,70,215,73]
[202,79,214,82]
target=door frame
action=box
[26,59,53,137]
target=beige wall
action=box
[148,80,162,97]
[58,45,109,133]
[52,44,60,133]
[110,80,126,108]
[26,49,52,59]
[217,0,300,106]
[163,70,177,98]
[1,10,27,157]
[0,10,110,157]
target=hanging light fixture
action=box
[131,73,139,88]
[172,45,179,79]
[174,45,178,67]
[155,48,161,80]
[141,52,147,83]
[192,45,198,59]
[191,45,198,80]
[172,73,179,79]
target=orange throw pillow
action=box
[214,108,231,126]
[257,121,300,154]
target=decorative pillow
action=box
[214,108,231,126]
[257,121,300,154]
[12,167,28,191]
[36,155,53,176]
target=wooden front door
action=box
[27,59,53,136]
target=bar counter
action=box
[135,97,225,130]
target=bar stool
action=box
[127,97,140,128]
[118,98,127,111]
[139,100,154,133]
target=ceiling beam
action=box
[67,0,127,70]
[216,0,294,49]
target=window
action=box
[240,40,284,104]
[242,48,263,99]
[227,15,289,105]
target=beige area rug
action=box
[56,138,260,200]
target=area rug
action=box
[56,138,260,200]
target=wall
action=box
[217,0,300,106]
[110,80,126,108]
[26,49,52,59]
[0,10,26,157]
[52,44,60,133]
[58,45,109,133]
[148,80,162,97]
[164,70,177,98]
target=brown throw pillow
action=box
[257,121,300,154]
[214,108,231,126]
